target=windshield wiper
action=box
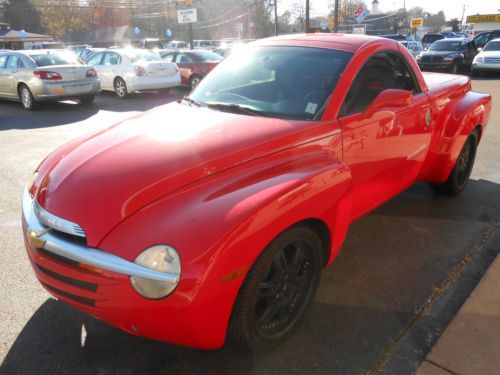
[181,96,203,107]
[206,103,266,117]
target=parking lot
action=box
[1,77,499,374]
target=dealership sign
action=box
[177,8,197,24]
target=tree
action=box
[3,0,42,33]
[447,18,460,32]
[425,10,446,32]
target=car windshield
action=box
[423,35,443,43]
[484,41,500,51]
[31,52,81,66]
[189,46,353,120]
[429,41,461,51]
[193,50,224,62]
[127,50,162,62]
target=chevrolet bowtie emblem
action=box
[28,228,51,249]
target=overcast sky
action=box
[280,0,500,21]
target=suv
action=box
[421,33,445,49]
[473,30,500,49]
[416,38,478,73]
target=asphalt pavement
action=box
[0,79,499,375]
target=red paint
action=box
[24,34,492,349]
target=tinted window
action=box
[341,52,419,115]
[6,55,20,69]
[31,52,81,66]
[474,33,490,45]
[103,52,120,65]
[190,46,353,120]
[422,34,444,43]
[429,40,461,51]
[484,41,500,51]
[161,53,175,62]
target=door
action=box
[86,52,107,88]
[339,51,432,219]
[174,53,194,85]
[0,54,9,96]
[99,52,121,89]
[4,55,21,99]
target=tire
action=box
[19,84,37,110]
[80,95,95,105]
[158,88,170,95]
[189,75,202,90]
[229,225,323,350]
[431,130,478,195]
[450,62,459,74]
[114,77,128,98]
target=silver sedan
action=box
[0,50,100,110]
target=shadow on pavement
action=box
[1,180,499,375]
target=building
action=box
[0,23,53,50]
[466,14,500,33]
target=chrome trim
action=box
[33,199,86,238]
[23,189,180,284]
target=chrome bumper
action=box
[22,188,179,284]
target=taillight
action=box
[33,70,62,80]
[86,68,97,78]
[134,66,147,76]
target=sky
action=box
[280,0,500,21]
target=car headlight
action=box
[130,245,181,299]
[415,54,422,61]
[475,57,484,63]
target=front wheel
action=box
[229,225,323,350]
[431,130,478,195]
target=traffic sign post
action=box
[177,8,197,50]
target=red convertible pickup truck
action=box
[22,34,491,350]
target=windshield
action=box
[127,50,162,62]
[193,50,224,62]
[429,41,461,51]
[31,52,81,66]
[484,41,500,51]
[189,46,353,120]
[423,35,443,43]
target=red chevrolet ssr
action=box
[22,34,491,350]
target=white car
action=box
[472,38,500,76]
[85,49,180,98]
[404,41,424,58]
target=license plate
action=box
[64,84,90,94]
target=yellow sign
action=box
[410,18,423,28]
[466,14,500,23]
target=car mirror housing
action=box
[477,47,483,52]
[363,89,413,118]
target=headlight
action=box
[415,54,422,61]
[130,245,181,299]
[475,57,484,63]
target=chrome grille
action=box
[33,200,86,238]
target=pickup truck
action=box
[22,34,492,350]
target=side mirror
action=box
[477,47,483,52]
[363,89,413,118]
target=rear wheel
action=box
[229,225,323,350]
[189,75,202,90]
[19,85,37,110]
[431,130,478,195]
[114,77,128,98]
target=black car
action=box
[416,38,478,73]
[473,30,500,49]
[421,33,445,49]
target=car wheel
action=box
[114,78,128,98]
[431,130,478,195]
[189,75,202,90]
[19,85,37,110]
[80,95,95,105]
[450,62,459,74]
[229,225,323,350]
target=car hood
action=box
[35,102,321,246]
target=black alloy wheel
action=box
[229,225,322,350]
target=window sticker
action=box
[305,102,318,114]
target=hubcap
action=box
[21,88,31,108]
[191,77,200,89]
[116,80,126,97]
[254,240,317,340]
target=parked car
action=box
[473,30,500,49]
[403,40,424,58]
[85,49,180,98]
[416,38,478,73]
[472,38,500,75]
[193,40,213,49]
[421,33,445,49]
[0,49,100,109]
[159,49,223,89]
[164,40,188,49]
[22,34,491,350]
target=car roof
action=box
[14,49,67,55]
[434,37,470,42]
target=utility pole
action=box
[274,0,278,36]
[334,0,339,33]
[305,0,310,33]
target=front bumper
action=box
[21,189,219,348]
[472,62,500,71]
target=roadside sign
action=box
[354,7,368,24]
[177,8,197,24]
[410,18,423,28]
[353,26,366,34]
